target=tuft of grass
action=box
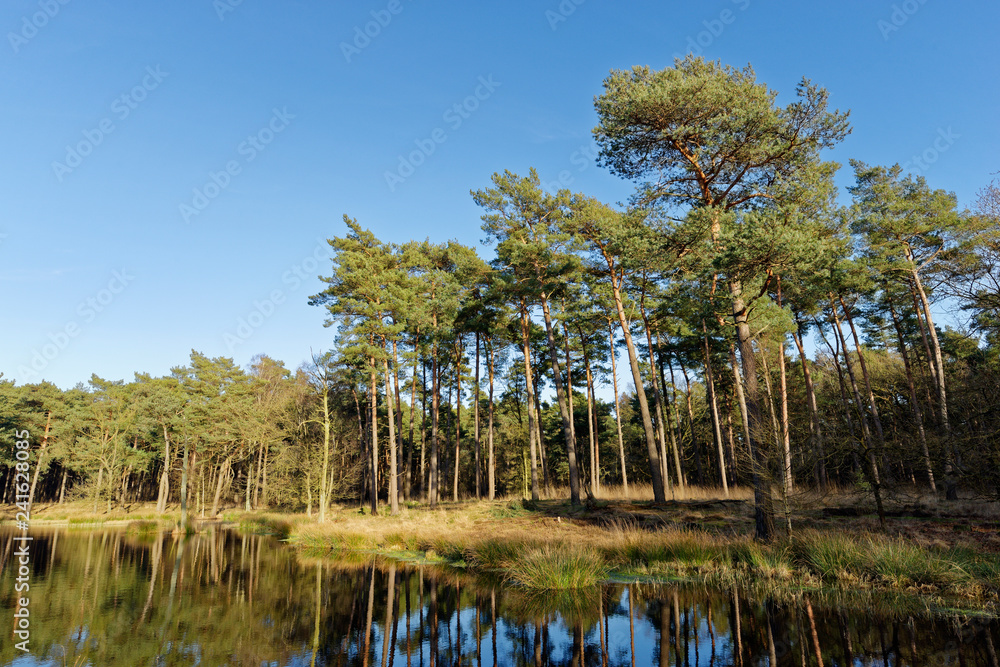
[506,545,608,590]
[467,538,535,571]
[237,515,292,539]
[126,520,160,537]
[489,499,530,519]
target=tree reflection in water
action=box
[1,527,997,666]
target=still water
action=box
[1,527,997,666]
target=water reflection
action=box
[1,527,997,666]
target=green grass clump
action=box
[489,499,530,519]
[237,516,292,539]
[506,545,608,590]
[126,520,160,537]
[467,538,533,570]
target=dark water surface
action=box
[1,527,998,666]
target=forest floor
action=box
[6,484,1000,614]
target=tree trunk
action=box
[839,295,887,448]
[452,337,462,502]
[180,441,190,527]
[429,340,440,508]
[642,307,672,499]
[384,356,399,514]
[474,332,481,498]
[520,302,541,501]
[487,338,496,501]
[679,362,704,486]
[532,371,549,488]
[828,308,887,528]
[539,293,581,505]
[657,331,685,493]
[791,317,827,491]
[27,411,52,508]
[407,332,420,501]
[606,266,665,503]
[319,386,331,522]
[156,425,171,513]
[392,337,404,503]
[887,299,936,494]
[211,456,231,517]
[910,259,956,499]
[909,260,949,433]
[608,320,629,496]
[369,361,379,515]
[729,280,775,541]
[583,343,598,497]
[702,322,729,496]
[58,467,67,504]
[776,285,793,495]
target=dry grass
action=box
[282,499,1000,604]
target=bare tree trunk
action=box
[384,356,399,514]
[532,374,549,488]
[791,316,827,491]
[211,456,231,517]
[28,411,52,508]
[407,333,420,501]
[392,337,404,503]
[679,362,703,486]
[657,331,685,493]
[910,259,956,499]
[520,302,540,501]
[474,332,481,498]
[909,261,949,432]
[58,467,67,504]
[319,385,332,522]
[452,337,462,502]
[539,293,581,505]
[839,295,887,448]
[369,361,379,515]
[157,424,171,513]
[829,308,886,528]
[563,317,580,490]
[702,322,729,495]
[608,320,629,495]
[642,307,672,500]
[606,263,665,503]
[429,340,440,508]
[729,279,776,541]
[585,348,597,497]
[887,299,936,494]
[776,282,793,494]
[487,338,496,500]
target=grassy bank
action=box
[7,488,1000,612]
[282,496,1000,612]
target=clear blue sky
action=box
[2,0,997,389]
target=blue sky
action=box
[2,0,998,389]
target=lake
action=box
[1,527,997,666]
